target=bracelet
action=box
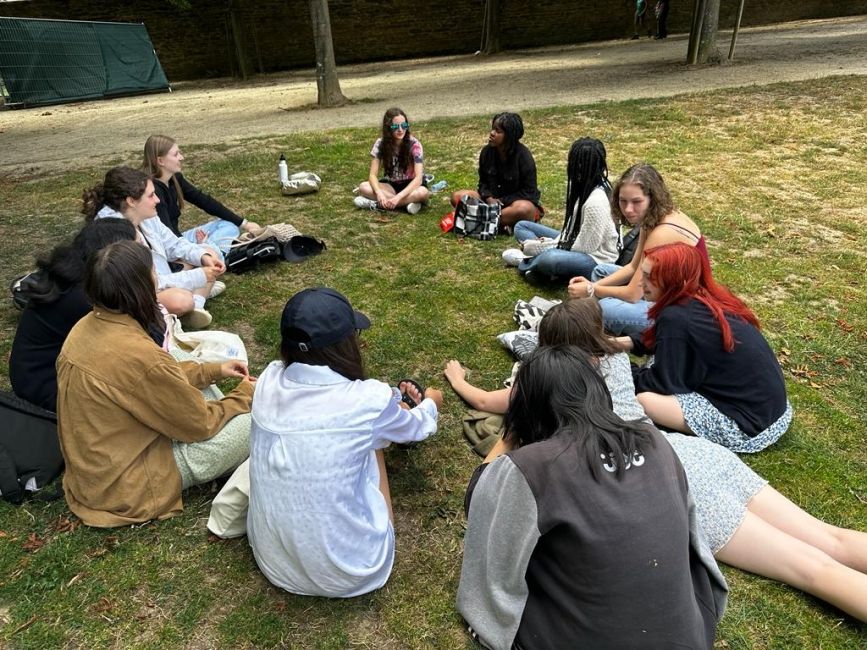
[587,282,595,298]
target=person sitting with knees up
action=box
[56,240,253,527]
[624,242,792,453]
[247,287,443,598]
[353,107,431,215]
[10,218,136,413]
[450,112,544,232]
[457,344,726,649]
[502,137,618,281]
[82,166,224,329]
[143,134,260,256]
[568,162,704,335]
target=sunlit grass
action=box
[0,75,865,648]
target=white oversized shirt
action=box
[247,361,438,598]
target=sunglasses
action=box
[389,122,409,131]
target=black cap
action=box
[282,235,326,263]
[280,287,370,351]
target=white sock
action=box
[193,294,206,310]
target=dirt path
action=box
[1,15,865,177]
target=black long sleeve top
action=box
[9,285,91,412]
[153,172,243,236]
[477,142,542,208]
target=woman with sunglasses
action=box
[353,107,431,214]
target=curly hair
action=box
[378,107,414,179]
[25,218,136,305]
[81,166,150,221]
[610,163,675,231]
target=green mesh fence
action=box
[0,17,169,107]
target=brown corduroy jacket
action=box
[56,309,253,527]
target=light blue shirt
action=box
[247,361,438,598]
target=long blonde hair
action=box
[142,134,183,210]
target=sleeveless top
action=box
[657,221,709,264]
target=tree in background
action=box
[308,0,347,106]
[688,0,722,64]
[479,0,502,55]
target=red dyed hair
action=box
[643,243,759,352]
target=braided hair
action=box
[558,138,609,251]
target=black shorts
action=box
[379,176,427,194]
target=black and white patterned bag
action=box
[453,195,500,241]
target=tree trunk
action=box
[308,0,346,107]
[695,0,721,64]
[479,0,501,55]
[228,0,251,80]
[687,0,722,63]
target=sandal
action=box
[397,378,425,409]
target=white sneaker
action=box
[502,248,526,267]
[208,280,226,299]
[353,196,379,210]
[181,308,212,330]
[406,202,422,215]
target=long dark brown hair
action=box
[281,334,366,382]
[84,240,165,344]
[503,345,656,480]
[24,218,137,305]
[81,166,150,221]
[379,107,414,179]
[538,299,619,356]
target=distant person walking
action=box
[655,0,670,39]
[632,0,649,39]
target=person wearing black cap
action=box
[246,287,443,598]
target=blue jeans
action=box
[183,219,240,257]
[598,297,651,335]
[514,220,558,243]
[513,220,598,280]
[591,263,622,281]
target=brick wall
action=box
[1,0,865,80]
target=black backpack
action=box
[225,236,283,274]
[0,391,63,504]
[616,225,641,266]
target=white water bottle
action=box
[278,153,289,184]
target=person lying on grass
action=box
[446,298,867,622]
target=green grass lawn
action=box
[1,75,866,648]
